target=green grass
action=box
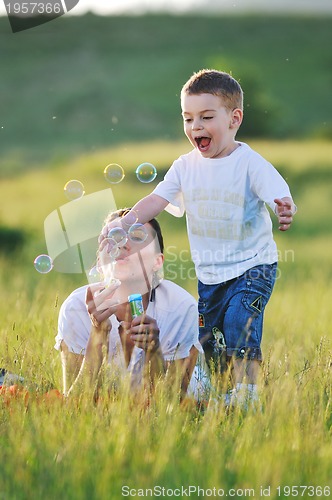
[0,277,331,498]
[1,138,332,498]
[1,13,332,176]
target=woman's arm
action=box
[66,320,109,397]
[66,282,118,397]
[165,345,199,401]
[59,341,84,396]
[128,314,166,392]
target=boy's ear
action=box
[230,108,243,129]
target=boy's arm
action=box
[122,193,169,227]
[274,197,297,231]
[99,194,169,243]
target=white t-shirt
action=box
[153,142,292,284]
[55,280,206,393]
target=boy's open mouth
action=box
[195,137,211,152]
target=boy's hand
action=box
[98,217,124,248]
[274,197,297,231]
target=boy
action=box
[102,69,297,407]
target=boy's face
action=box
[181,93,242,159]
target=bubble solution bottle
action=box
[128,294,144,318]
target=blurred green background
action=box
[0,13,331,173]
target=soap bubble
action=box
[34,254,53,274]
[128,223,148,243]
[107,227,127,247]
[64,180,85,201]
[135,162,157,183]
[104,238,121,258]
[104,163,125,184]
[88,265,103,282]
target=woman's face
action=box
[98,222,163,289]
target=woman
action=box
[55,209,207,400]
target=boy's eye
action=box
[184,118,192,123]
[203,116,213,120]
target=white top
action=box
[153,142,292,284]
[55,280,205,391]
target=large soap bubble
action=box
[128,223,148,243]
[107,227,128,248]
[34,254,53,274]
[135,163,157,183]
[104,163,125,184]
[64,180,85,201]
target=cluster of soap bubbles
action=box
[63,162,157,203]
[104,161,157,185]
[105,223,148,259]
[34,161,157,273]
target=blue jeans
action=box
[198,263,277,369]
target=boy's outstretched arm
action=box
[274,197,297,231]
[122,194,168,227]
[99,194,169,244]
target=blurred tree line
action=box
[0,12,331,178]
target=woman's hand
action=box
[125,314,165,388]
[125,314,161,353]
[85,281,121,328]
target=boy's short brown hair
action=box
[181,69,243,111]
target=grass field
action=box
[0,138,331,498]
